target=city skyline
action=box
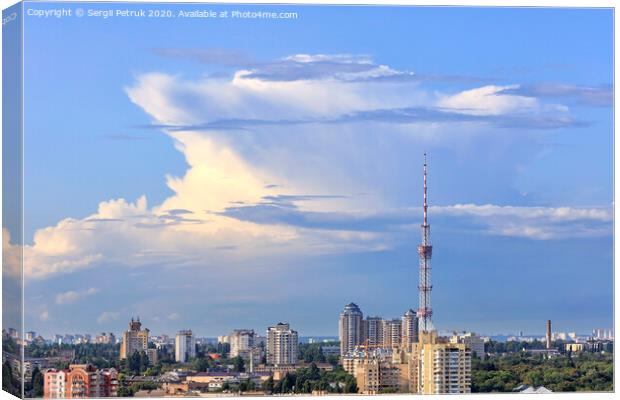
[6,3,613,337]
[12,311,612,342]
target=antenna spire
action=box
[423,152,428,227]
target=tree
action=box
[217,342,231,355]
[233,356,245,372]
[344,376,358,393]
[327,354,339,366]
[192,357,210,372]
[117,386,134,397]
[126,351,142,374]
[239,378,256,392]
[299,343,326,363]
[262,376,274,393]
[307,363,321,380]
[31,366,44,397]
[280,373,294,393]
[3,361,20,396]
[472,351,612,393]
[139,351,150,372]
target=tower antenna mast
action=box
[418,153,433,332]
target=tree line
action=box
[472,352,613,392]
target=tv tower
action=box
[417,153,433,332]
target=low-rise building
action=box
[254,363,334,380]
[450,332,485,358]
[526,348,561,358]
[44,364,118,398]
[321,345,340,357]
[585,339,613,353]
[565,343,585,352]
[355,359,409,394]
[513,384,553,393]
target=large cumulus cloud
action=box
[18,54,611,280]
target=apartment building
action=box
[120,318,149,360]
[229,329,255,360]
[266,323,298,365]
[44,364,118,398]
[339,303,364,356]
[401,309,419,350]
[450,332,485,358]
[409,331,471,394]
[175,330,196,363]
[382,319,402,349]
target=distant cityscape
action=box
[5,324,613,348]
[3,324,613,349]
[2,317,614,397]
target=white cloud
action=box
[284,54,373,64]
[3,228,22,279]
[437,85,542,116]
[97,311,120,324]
[433,204,611,240]
[125,70,423,127]
[434,203,611,222]
[55,287,100,305]
[39,310,50,322]
[167,313,180,321]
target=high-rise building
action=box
[401,309,419,349]
[146,348,158,365]
[44,364,118,398]
[409,331,471,394]
[593,328,614,340]
[339,303,364,356]
[266,323,299,365]
[229,329,255,360]
[364,316,384,347]
[175,330,196,363]
[381,319,402,348]
[120,317,149,359]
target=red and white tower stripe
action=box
[417,153,433,332]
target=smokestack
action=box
[546,320,552,349]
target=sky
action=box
[5,2,613,338]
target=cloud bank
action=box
[18,53,610,281]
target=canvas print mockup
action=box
[2,1,614,398]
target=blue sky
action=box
[10,2,613,337]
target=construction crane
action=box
[354,339,387,362]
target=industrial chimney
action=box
[546,320,552,349]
